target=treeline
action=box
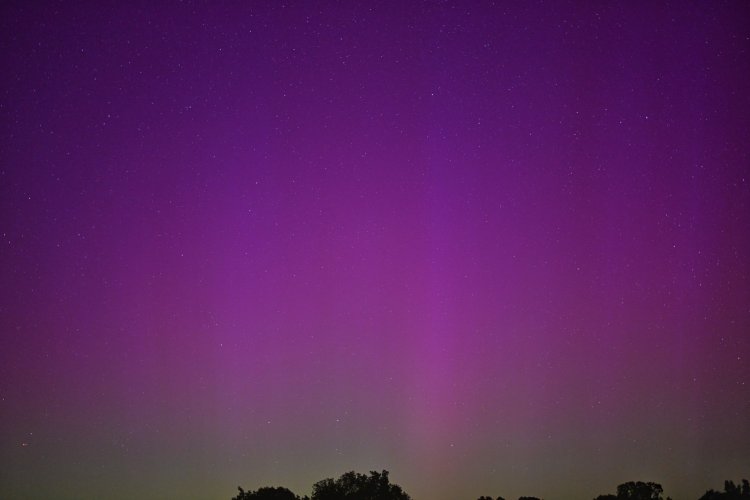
[482,479,750,500]
[234,471,409,500]
[233,471,750,500]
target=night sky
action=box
[1,2,749,500]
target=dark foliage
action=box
[594,481,666,500]
[617,482,665,500]
[233,486,303,500]
[698,480,750,500]
[233,475,750,500]
[311,470,411,500]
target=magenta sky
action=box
[1,2,749,500]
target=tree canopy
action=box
[234,474,749,500]
[594,481,666,500]
[698,480,750,500]
[617,482,665,500]
[233,486,304,500]
[311,470,411,500]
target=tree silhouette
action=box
[616,482,664,500]
[233,486,303,500]
[311,470,411,500]
[593,481,667,500]
[231,474,750,500]
[698,479,750,500]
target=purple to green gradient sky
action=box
[1,2,749,499]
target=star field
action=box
[1,2,749,500]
